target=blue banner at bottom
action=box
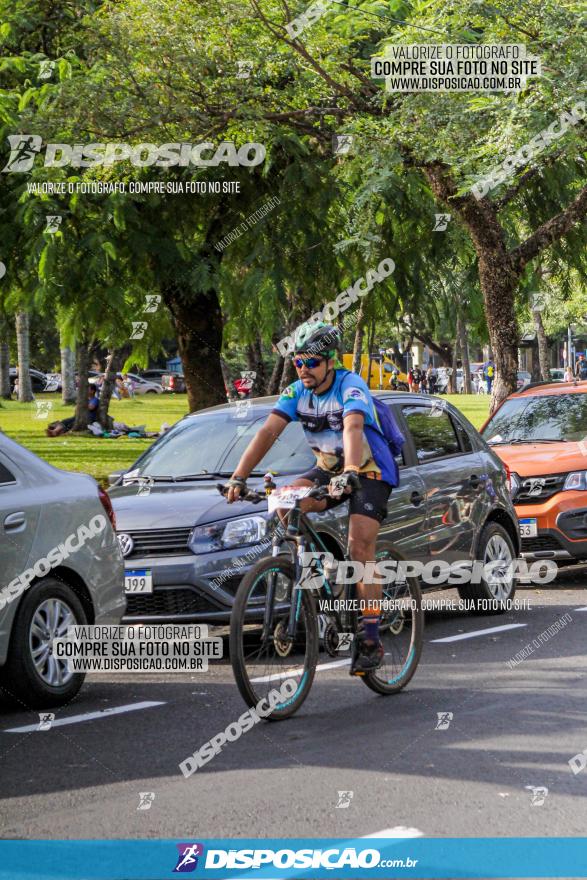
[0,838,586,880]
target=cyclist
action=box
[225,321,399,675]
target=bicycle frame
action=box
[263,501,357,644]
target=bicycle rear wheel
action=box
[230,557,319,720]
[361,551,424,695]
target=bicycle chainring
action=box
[323,622,340,657]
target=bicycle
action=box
[218,477,424,720]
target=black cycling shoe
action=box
[350,633,384,676]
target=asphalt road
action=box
[1,574,586,842]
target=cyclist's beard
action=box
[302,365,331,390]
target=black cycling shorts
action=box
[299,467,392,523]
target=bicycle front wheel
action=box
[230,557,319,720]
[362,552,424,696]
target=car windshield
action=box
[482,394,587,444]
[130,411,315,478]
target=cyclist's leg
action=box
[348,477,392,607]
[348,513,381,607]
[348,479,392,673]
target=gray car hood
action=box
[109,481,269,531]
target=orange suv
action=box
[481,380,587,563]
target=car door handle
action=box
[410,491,424,506]
[4,511,26,530]
[469,474,481,487]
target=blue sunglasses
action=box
[293,356,325,369]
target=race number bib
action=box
[267,486,311,513]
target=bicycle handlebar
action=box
[216,480,355,505]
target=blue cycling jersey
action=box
[272,369,395,484]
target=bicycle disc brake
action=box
[273,622,293,658]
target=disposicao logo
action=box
[1,135,266,172]
[173,843,204,873]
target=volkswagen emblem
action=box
[117,533,134,558]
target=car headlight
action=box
[189,515,268,553]
[507,470,520,499]
[563,471,587,491]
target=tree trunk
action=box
[245,338,265,393]
[73,338,90,431]
[280,354,296,390]
[98,345,131,427]
[0,340,10,399]
[529,340,540,382]
[220,358,234,400]
[481,268,519,413]
[351,302,367,373]
[532,309,550,381]
[366,317,375,388]
[450,339,458,394]
[457,313,472,393]
[422,164,520,413]
[163,283,225,412]
[60,341,76,405]
[16,311,34,402]
[266,353,284,395]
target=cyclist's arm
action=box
[342,411,365,469]
[231,413,288,479]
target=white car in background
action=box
[89,372,164,395]
[126,372,164,395]
[549,368,565,382]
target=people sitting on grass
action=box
[46,386,99,436]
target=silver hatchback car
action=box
[0,432,125,707]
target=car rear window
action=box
[482,393,587,444]
[401,405,461,462]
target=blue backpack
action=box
[341,371,405,486]
[371,395,406,457]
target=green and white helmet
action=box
[293,321,340,357]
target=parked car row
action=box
[8,367,169,395]
[8,367,57,394]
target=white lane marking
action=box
[3,701,165,733]
[574,607,587,611]
[431,623,527,643]
[251,658,351,682]
[363,826,424,838]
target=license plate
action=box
[519,518,537,538]
[125,569,153,593]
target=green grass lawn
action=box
[0,391,490,485]
[444,394,491,429]
[0,394,190,485]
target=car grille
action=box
[521,535,563,552]
[119,527,193,557]
[126,588,222,617]
[515,474,566,504]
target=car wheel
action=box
[458,522,516,613]
[0,577,88,708]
